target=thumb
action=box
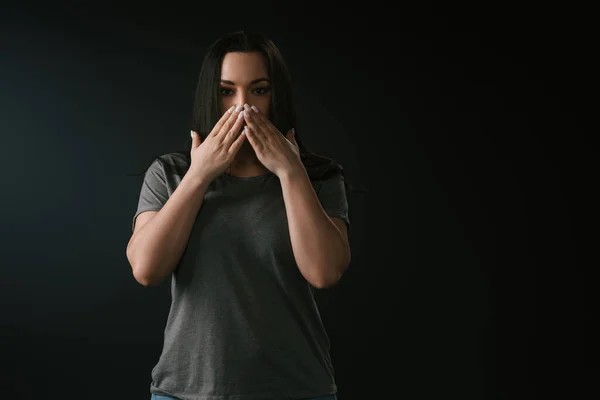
[286,128,297,146]
[191,130,201,149]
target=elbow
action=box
[129,259,151,286]
[312,278,338,289]
[127,247,159,287]
[133,266,167,287]
[311,273,341,289]
[133,269,155,287]
[131,260,163,287]
[311,259,350,289]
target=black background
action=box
[0,2,590,399]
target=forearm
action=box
[279,167,350,288]
[127,173,210,286]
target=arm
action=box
[126,173,210,286]
[239,105,350,288]
[279,167,351,289]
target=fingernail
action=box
[251,105,259,113]
[235,104,243,112]
[238,110,244,119]
[244,110,250,118]
[228,105,235,113]
[244,103,251,110]
[190,130,194,138]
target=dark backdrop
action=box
[0,2,589,399]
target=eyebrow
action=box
[220,78,270,85]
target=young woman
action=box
[127,30,358,400]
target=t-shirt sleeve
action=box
[315,171,351,234]
[131,158,169,233]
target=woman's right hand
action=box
[189,104,247,182]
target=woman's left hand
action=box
[242,104,304,178]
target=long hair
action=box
[127,30,366,194]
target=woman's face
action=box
[220,51,271,120]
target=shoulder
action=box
[154,152,189,167]
[309,161,345,182]
[311,169,346,197]
[150,152,190,177]
[304,157,344,182]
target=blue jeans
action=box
[151,394,337,400]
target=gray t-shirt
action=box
[132,153,350,400]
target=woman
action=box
[127,30,357,400]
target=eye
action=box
[220,87,233,96]
[252,86,271,95]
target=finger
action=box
[191,130,202,150]
[244,125,263,152]
[284,128,296,145]
[215,104,243,138]
[217,105,243,137]
[223,107,246,145]
[243,108,269,142]
[208,105,236,138]
[248,105,279,136]
[227,127,247,156]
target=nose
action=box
[235,92,249,107]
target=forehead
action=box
[220,52,269,82]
